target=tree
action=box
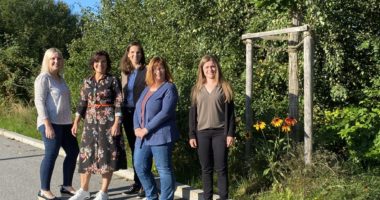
[0,0,79,102]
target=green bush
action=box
[316,78,380,166]
[318,107,380,165]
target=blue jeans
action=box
[134,142,175,200]
[121,107,141,186]
[38,124,79,190]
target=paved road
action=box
[0,129,211,200]
[0,135,148,200]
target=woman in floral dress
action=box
[70,50,126,200]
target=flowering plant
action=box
[254,116,297,133]
[253,116,297,148]
[252,116,297,181]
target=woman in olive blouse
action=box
[189,55,235,200]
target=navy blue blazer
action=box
[133,82,179,146]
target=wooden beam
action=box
[260,35,288,41]
[303,31,314,165]
[242,25,309,40]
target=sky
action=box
[58,0,100,14]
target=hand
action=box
[134,128,142,138]
[111,123,120,136]
[226,136,234,147]
[71,123,78,137]
[189,139,197,148]
[134,128,140,137]
[134,128,148,139]
[45,124,55,139]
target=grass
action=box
[232,146,380,200]
[0,101,39,139]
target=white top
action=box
[34,72,72,128]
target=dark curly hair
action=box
[89,50,112,73]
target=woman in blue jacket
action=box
[133,56,179,200]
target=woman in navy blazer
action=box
[133,56,179,200]
[120,41,147,196]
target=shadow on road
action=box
[0,153,44,161]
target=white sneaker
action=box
[68,188,90,200]
[94,191,108,200]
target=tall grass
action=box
[0,99,39,139]
[233,145,380,199]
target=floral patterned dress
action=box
[76,74,127,174]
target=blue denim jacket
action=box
[133,82,179,146]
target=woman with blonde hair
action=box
[35,48,79,200]
[189,55,235,200]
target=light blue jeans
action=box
[134,142,175,200]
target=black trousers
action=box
[197,129,228,200]
[122,107,141,186]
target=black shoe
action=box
[60,185,76,196]
[123,184,141,194]
[37,191,59,200]
[137,188,146,198]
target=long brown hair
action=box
[120,41,146,75]
[191,55,233,105]
[145,57,173,86]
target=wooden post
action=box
[303,31,313,165]
[288,14,301,140]
[245,39,253,158]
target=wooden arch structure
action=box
[242,25,314,164]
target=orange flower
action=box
[281,124,291,133]
[271,117,283,127]
[285,117,297,126]
[253,121,266,131]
